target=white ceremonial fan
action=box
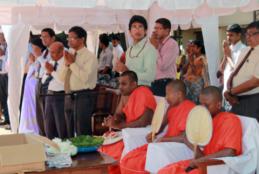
[151,99,166,141]
[186,105,213,157]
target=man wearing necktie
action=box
[224,21,259,121]
[35,28,56,136]
[43,42,67,139]
[59,26,98,137]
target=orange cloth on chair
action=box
[99,86,156,174]
[120,100,196,174]
[158,112,242,174]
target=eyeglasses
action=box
[67,37,79,41]
[245,31,259,37]
[40,36,50,40]
[131,25,145,31]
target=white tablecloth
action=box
[145,142,193,173]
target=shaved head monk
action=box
[158,86,242,174]
[120,79,196,174]
[99,70,157,174]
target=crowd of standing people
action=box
[0,14,259,174]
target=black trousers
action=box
[151,78,172,97]
[44,91,67,139]
[35,80,46,136]
[0,73,9,123]
[64,90,96,138]
[231,93,259,121]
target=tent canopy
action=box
[0,0,258,30]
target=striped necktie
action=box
[227,47,254,90]
[43,49,49,59]
[64,52,77,93]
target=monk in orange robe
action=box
[120,79,196,174]
[158,86,242,174]
[99,70,157,174]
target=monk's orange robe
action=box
[158,112,242,174]
[99,86,156,174]
[120,100,196,174]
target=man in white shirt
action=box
[59,26,98,137]
[218,24,246,111]
[43,42,67,139]
[224,21,259,121]
[111,34,124,73]
[36,28,55,136]
[98,33,113,74]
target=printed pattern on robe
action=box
[158,112,242,174]
[99,86,156,174]
[120,100,195,174]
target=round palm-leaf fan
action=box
[151,99,166,141]
[186,105,213,147]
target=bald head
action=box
[199,86,222,116]
[49,41,64,61]
[166,79,186,96]
[50,41,64,52]
[165,79,186,106]
[200,86,222,102]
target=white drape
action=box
[195,16,220,86]
[2,22,30,132]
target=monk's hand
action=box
[156,137,167,142]
[182,133,187,144]
[102,115,113,128]
[146,132,153,143]
[185,159,198,172]
[64,50,75,66]
[104,116,121,129]
[115,61,128,73]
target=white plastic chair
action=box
[121,96,169,158]
[204,116,259,174]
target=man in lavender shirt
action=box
[150,18,179,96]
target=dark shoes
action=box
[3,124,11,130]
[0,121,9,126]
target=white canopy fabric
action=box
[0,0,258,11]
[0,0,258,132]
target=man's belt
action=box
[47,90,65,95]
[237,93,259,100]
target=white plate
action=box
[102,131,123,145]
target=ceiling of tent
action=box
[0,0,258,10]
[0,0,258,31]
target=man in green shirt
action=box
[115,15,157,86]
